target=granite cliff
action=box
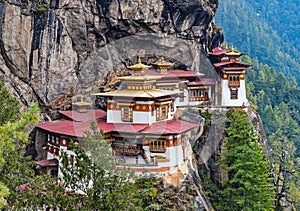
[0,0,223,119]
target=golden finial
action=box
[72,95,91,113]
[225,46,242,57]
[127,56,151,76]
[152,56,173,74]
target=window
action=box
[150,140,166,153]
[156,105,168,120]
[179,83,185,102]
[228,75,240,87]
[230,88,238,99]
[121,107,133,122]
[189,88,209,101]
[151,105,155,116]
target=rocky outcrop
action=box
[0,0,223,119]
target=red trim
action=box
[107,102,119,110]
[214,61,251,68]
[223,67,246,71]
[209,47,231,56]
[60,138,69,146]
[186,78,216,86]
[133,104,150,112]
[155,97,174,102]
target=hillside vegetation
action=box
[215,0,300,83]
[245,56,300,209]
[244,56,300,157]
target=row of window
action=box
[111,139,172,154]
[188,89,209,101]
[149,140,166,153]
[47,134,68,146]
[121,104,171,122]
[228,75,240,87]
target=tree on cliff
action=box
[219,108,275,210]
[0,103,39,208]
[0,81,20,125]
[269,129,300,210]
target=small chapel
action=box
[35,46,250,177]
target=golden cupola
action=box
[152,56,174,74]
[127,56,151,76]
[224,46,243,61]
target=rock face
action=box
[0,0,223,119]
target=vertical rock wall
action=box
[0,0,223,119]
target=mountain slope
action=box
[246,0,300,52]
[215,0,300,83]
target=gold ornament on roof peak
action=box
[72,95,91,113]
[225,46,242,57]
[127,56,151,76]
[152,56,173,67]
[152,56,173,74]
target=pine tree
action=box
[219,108,275,210]
[0,82,20,125]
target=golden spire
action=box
[72,95,91,113]
[127,56,151,76]
[152,56,173,74]
[225,46,242,57]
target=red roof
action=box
[213,61,251,68]
[165,70,198,78]
[155,97,174,102]
[223,67,247,71]
[37,119,147,137]
[142,119,197,134]
[59,109,107,122]
[186,78,216,86]
[209,47,230,56]
[37,118,197,138]
[156,79,181,83]
[37,120,94,137]
[35,158,58,167]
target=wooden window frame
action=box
[189,88,209,101]
[149,139,166,153]
[228,75,240,87]
[230,88,238,99]
[156,105,169,121]
[121,106,133,122]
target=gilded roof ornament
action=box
[224,46,242,57]
[72,95,91,112]
[152,56,174,74]
[152,56,174,68]
[127,56,151,73]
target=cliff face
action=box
[0,0,223,118]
